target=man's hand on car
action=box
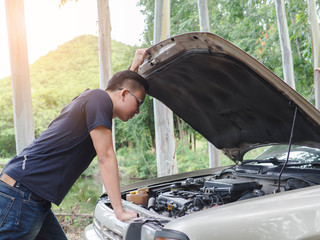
[130,49,147,72]
[115,208,138,222]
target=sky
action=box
[0,0,145,79]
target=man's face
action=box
[118,88,146,122]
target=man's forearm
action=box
[98,156,124,217]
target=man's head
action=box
[107,70,149,92]
[106,70,149,122]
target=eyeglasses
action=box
[118,88,143,108]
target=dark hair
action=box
[106,70,149,91]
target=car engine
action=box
[125,177,265,218]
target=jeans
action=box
[0,176,67,240]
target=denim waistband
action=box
[0,172,46,202]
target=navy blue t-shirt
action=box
[3,89,113,205]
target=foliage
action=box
[0,76,15,157]
[137,0,316,102]
[117,146,157,180]
[176,138,208,172]
[176,137,234,173]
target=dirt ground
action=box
[66,232,85,240]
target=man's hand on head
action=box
[130,49,147,72]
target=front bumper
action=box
[85,196,171,240]
[84,224,101,240]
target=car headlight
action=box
[125,220,165,240]
[140,223,158,240]
[154,229,190,240]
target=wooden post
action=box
[307,0,320,109]
[274,0,295,89]
[5,0,34,154]
[197,0,220,168]
[97,0,115,148]
[97,0,112,90]
[154,0,177,177]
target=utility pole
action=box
[274,0,295,89]
[5,0,35,154]
[197,0,220,168]
[154,0,177,177]
[97,0,112,90]
[306,0,320,110]
[97,0,115,147]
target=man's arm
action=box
[129,49,147,72]
[90,125,137,221]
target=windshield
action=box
[243,145,320,168]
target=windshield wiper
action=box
[242,159,320,168]
[284,162,320,167]
[242,157,283,165]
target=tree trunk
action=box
[97,0,115,148]
[97,0,112,90]
[306,0,320,109]
[197,0,220,168]
[154,0,177,177]
[176,115,183,140]
[274,0,295,89]
[5,0,35,154]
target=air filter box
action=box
[202,179,261,194]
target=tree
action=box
[197,0,220,168]
[5,0,35,154]
[153,0,178,177]
[97,0,112,90]
[275,0,295,89]
[306,0,320,109]
[139,0,317,97]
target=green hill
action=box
[0,35,137,157]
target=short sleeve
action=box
[83,89,113,132]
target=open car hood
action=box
[139,32,320,161]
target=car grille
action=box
[93,217,123,240]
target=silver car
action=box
[85,32,320,240]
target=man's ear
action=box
[119,88,127,99]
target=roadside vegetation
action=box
[0,0,317,237]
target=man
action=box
[0,49,147,239]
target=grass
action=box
[0,158,10,167]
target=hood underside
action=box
[139,32,320,160]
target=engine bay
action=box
[142,177,264,218]
[114,165,319,220]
